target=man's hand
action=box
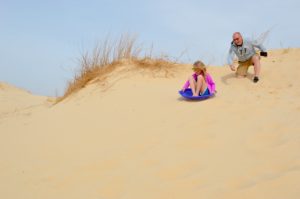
[260,51,268,57]
[230,65,236,71]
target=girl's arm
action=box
[182,79,190,91]
[206,73,216,93]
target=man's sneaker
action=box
[253,76,259,83]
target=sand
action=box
[0,48,300,199]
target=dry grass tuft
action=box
[56,34,178,103]
[133,56,177,77]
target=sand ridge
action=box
[0,49,300,199]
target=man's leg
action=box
[252,54,261,82]
[236,62,248,78]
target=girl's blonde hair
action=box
[192,60,207,77]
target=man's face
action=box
[233,34,243,45]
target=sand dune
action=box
[0,82,51,117]
[0,48,300,199]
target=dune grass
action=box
[56,34,178,103]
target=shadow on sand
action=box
[221,72,254,85]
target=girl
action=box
[181,61,216,96]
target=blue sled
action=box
[179,88,215,100]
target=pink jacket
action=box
[182,73,216,94]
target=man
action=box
[227,32,268,83]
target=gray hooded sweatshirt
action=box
[227,38,266,65]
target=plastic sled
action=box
[179,88,215,100]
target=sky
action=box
[1,0,299,96]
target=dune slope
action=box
[0,49,300,199]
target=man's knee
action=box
[252,54,260,63]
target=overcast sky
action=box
[1,0,299,96]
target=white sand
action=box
[0,49,300,199]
